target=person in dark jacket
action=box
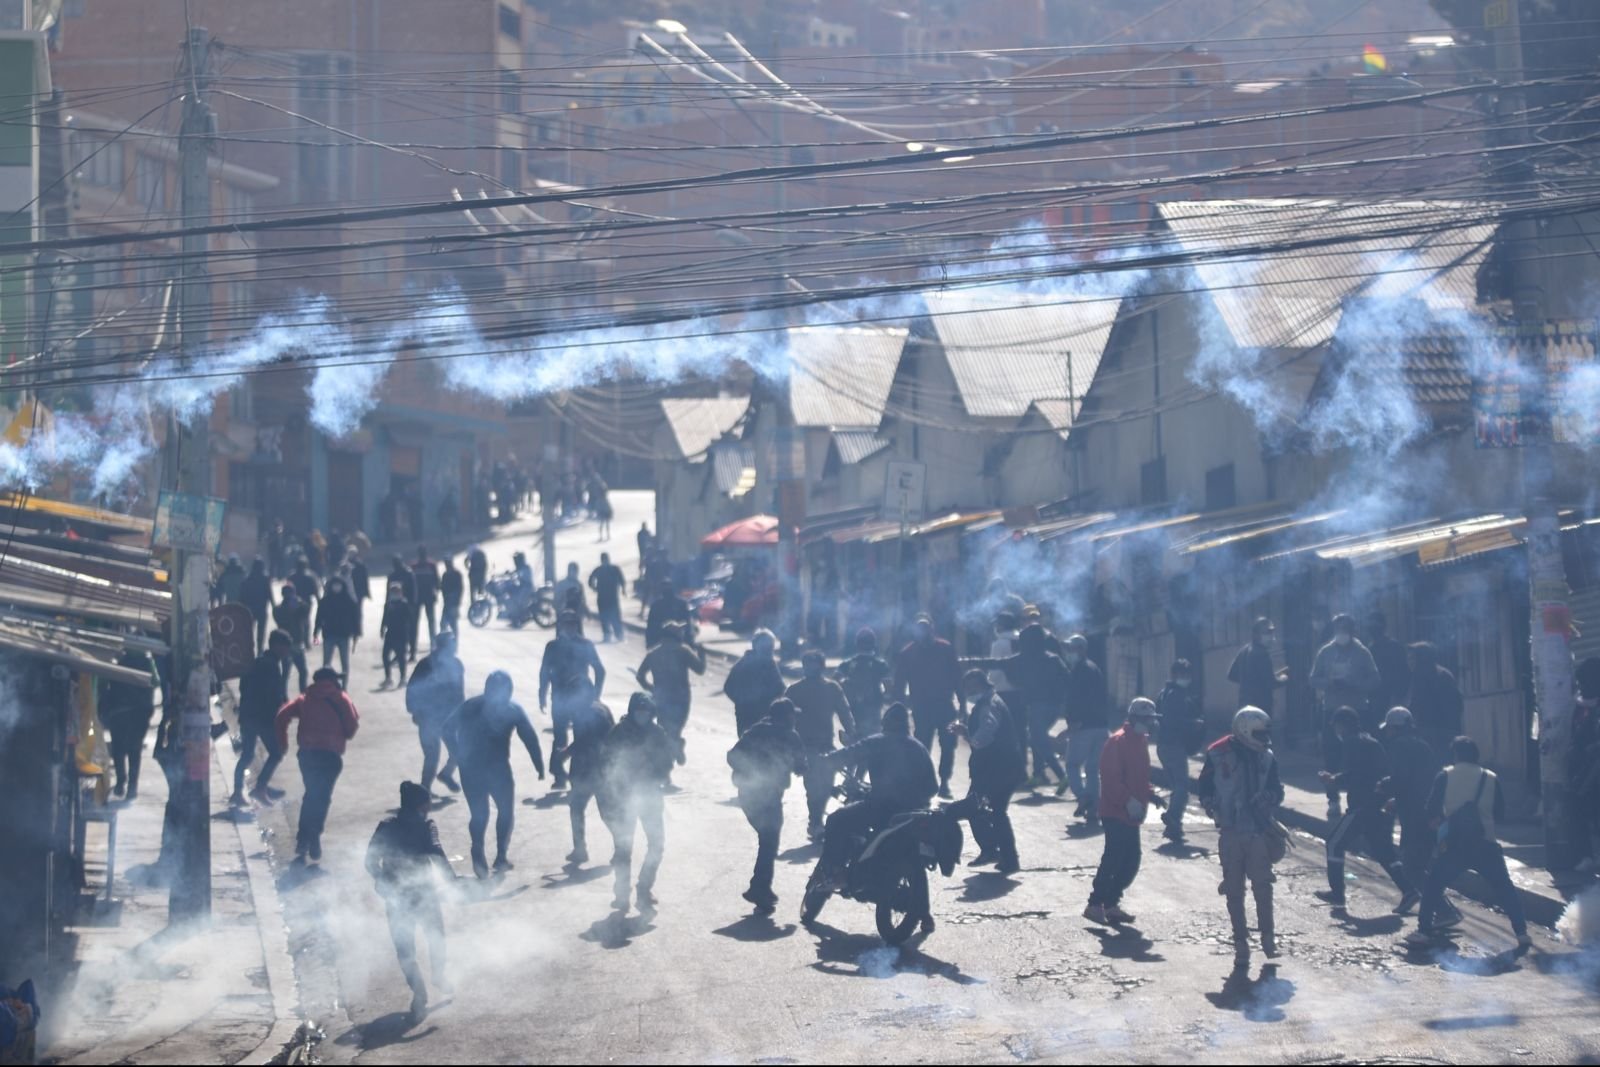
[276,668,361,862]
[445,671,545,878]
[644,580,690,649]
[1061,633,1111,819]
[1366,613,1410,731]
[813,703,938,884]
[380,583,413,688]
[231,630,293,807]
[289,558,321,646]
[787,650,857,838]
[101,650,157,800]
[406,630,464,795]
[274,582,306,652]
[728,697,807,911]
[588,553,627,643]
[366,780,457,1022]
[348,552,370,647]
[1407,641,1464,760]
[563,699,616,865]
[388,554,418,659]
[949,670,1026,873]
[540,611,607,789]
[894,613,963,799]
[412,547,441,658]
[1154,659,1204,843]
[314,574,360,679]
[466,545,488,601]
[218,554,246,606]
[1316,706,1416,912]
[725,630,786,738]
[439,555,465,636]
[326,530,345,578]
[1227,617,1287,721]
[635,621,706,774]
[836,627,893,738]
[598,693,676,912]
[1378,706,1442,903]
[963,623,1069,791]
[1310,615,1380,819]
[240,558,274,654]
[1571,658,1600,873]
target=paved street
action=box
[237,493,1600,1065]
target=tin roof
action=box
[1156,199,1495,351]
[831,430,893,466]
[786,325,909,429]
[660,396,750,461]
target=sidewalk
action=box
[39,722,299,1065]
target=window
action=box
[1140,456,1167,505]
[500,70,520,115]
[135,154,166,210]
[74,134,124,189]
[498,2,521,41]
[1204,463,1236,511]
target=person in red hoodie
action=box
[1084,698,1165,925]
[276,667,361,863]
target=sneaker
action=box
[493,856,514,872]
[264,786,286,800]
[918,914,936,934]
[1404,928,1443,948]
[1024,774,1047,790]
[1262,936,1280,959]
[1393,891,1421,915]
[439,771,460,793]
[409,988,428,1022]
[566,848,588,865]
[229,792,248,809]
[1054,779,1072,798]
[1313,890,1346,907]
[1516,933,1533,952]
[996,858,1021,875]
[113,781,126,799]
[308,840,322,862]
[1162,827,1185,843]
[1083,903,1111,925]
[968,852,1000,868]
[937,785,954,800]
[1106,905,1135,924]
[249,788,274,808]
[1435,909,1464,929]
[1072,800,1087,818]
[742,888,776,910]
[807,822,823,841]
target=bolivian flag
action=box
[1363,44,1387,73]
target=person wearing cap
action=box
[636,620,707,777]
[950,670,1026,873]
[1228,617,1289,724]
[406,629,465,795]
[725,629,786,739]
[1310,614,1380,820]
[561,698,616,866]
[1316,706,1417,912]
[1084,698,1165,926]
[445,671,545,879]
[380,581,414,688]
[836,628,893,738]
[541,610,607,790]
[893,613,964,799]
[1197,706,1284,967]
[1061,633,1111,817]
[598,693,676,912]
[787,650,857,838]
[728,697,807,911]
[276,667,361,863]
[365,780,458,1022]
[1378,706,1441,901]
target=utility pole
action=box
[1488,0,1574,870]
[167,26,216,922]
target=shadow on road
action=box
[1205,964,1294,1022]
[580,909,657,949]
[276,863,329,893]
[1064,822,1104,839]
[1400,937,1527,977]
[344,1011,438,1050]
[1332,911,1404,938]
[804,920,980,985]
[1086,924,1165,963]
[1424,1012,1521,1030]
[958,873,1020,902]
[522,792,570,810]
[778,842,821,865]
[540,866,609,890]
[1012,792,1067,808]
[713,913,797,942]
[1154,841,1210,861]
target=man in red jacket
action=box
[1084,698,1164,925]
[276,667,361,863]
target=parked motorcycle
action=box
[468,572,557,629]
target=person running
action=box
[412,547,441,657]
[725,630,786,738]
[635,621,706,775]
[314,573,360,680]
[540,610,607,790]
[1198,707,1285,968]
[1154,659,1204,844]
[598,693,676,912]
[894,613,963,800]
[1378,706,1442,908]
[406,630,465,795]
[728,697,807,912]
[446,671,545,879]
[230,630,293,808]
[562,699,616,866]
[787,650,857,840]
[366,781,458,1022]
[949,670,1026,874]
[1084,699,1164,926]
[645,579,690,649]
[588,553,627,643]
[836,628,893,738]
[275,667,361,863]
[439,555,465,636]
[380,582,413,688]
[1316,706,1418,913]
[101,649,157,801]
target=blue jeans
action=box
[1067,727,1109,811]
[1420,839,1526,936]
[1157,745,1189,834]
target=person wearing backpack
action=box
[1406,735,1530,952]
[950,670,1027,873]
[1154,659,1205,844]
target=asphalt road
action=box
[244,492,1600,1065]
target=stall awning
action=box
[0,622,157,687]
[1256,513,1524,569]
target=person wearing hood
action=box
[562,699,617,866]
[412,547,441,659]
[725,629,786,738]
[540,610,607,790]
[598,693,676,912]
[1154,659,1205,844]
[1061,633,1111,818]
[1316,706,1417,913]
[388,554,418,660]
[240,558,274,653]
[232,631,294,809]
[380,581,413,688]
[101,649,158,801]
[1407,641,1464,761]
[1378,706,1445,906]
[445,671,545,879]
[894,613,964,799]
[406,630,465,795]
[366,780,458,1022]
[963,622,1069,791]
[1228,617,1288,721]
[1197,706,1285,968]
[636,620,706,775]
[1309,614,1380,819]
[218,554,246,606]
[836,627,893,738]
[1084,699,1165,926]
[348,551,371,647]
[787,650,857,839]
[728,697,807,911]
[949,670,1026,873]
[314,574,360,679]
[276,667,361,862]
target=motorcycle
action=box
[800,777,963,945]
[468,572,557,630]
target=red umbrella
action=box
[702,514,781,548]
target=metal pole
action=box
[168,25,215,922]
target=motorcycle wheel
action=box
[875,869,927,945]
[467,599,493,628]
[800,874,829,925]
[533,596,558,629]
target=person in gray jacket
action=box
[1309,614,1379,818]
[1197,706,1285,969]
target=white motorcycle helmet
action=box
[1232,706,1272,752]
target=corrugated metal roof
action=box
[832,430,893,465]
[921,289,1122,419]
[1157,199,1495,350]
[1254,513,1521,569]
[660,396,750,461]
[786,325,908,429]
[711,443,757,497]
[1031,399,1075,439]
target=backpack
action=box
[1437,770,1489,856]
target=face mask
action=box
[1336,634,1352,647]
[1175,678,1192,688]
[1258,634,1274,647]
[1065,653,1081,666]
[1130,719,1151,736]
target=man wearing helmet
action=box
[1198,706,1285,968]
[1083,698,1165,926]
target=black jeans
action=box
[1326,807,1414,898]
[550,703,580,785]
[384,891,446,997]
[739,791,784,897]
[107,709,153,794]
[598,603,623,642]
[321,636,350,678]
[296,749,343,855]
[417,716,457,792]
[913,706,957,787]
[570,784,597,855]
[441,599,460,634]
[1090,820,1142,907]
[462,764,516,874]
[1027,704,1065,782]
[949,781,1017,864]
[384,639,408,683]
[601,791,665,901]
[234,719,285,796]
[1420,839,1526,936]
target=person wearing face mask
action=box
[1316,706,1416,912]
[1309,614,1379,820]
[1061,633,1111,819]
[444,671,545,879]
[962,623,1069,790]
[893,613,964,799]
[1197,706,1284,968]
[1228,618,1288,722]
[787,650,857,838]
[1154,659,1205,844]
[598,693,676,913]
[725,629,786,739]
[836,627,893,738]
[949,670,1026,873]
[1084,698,1165,925]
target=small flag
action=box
[1363,44,1388,73]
